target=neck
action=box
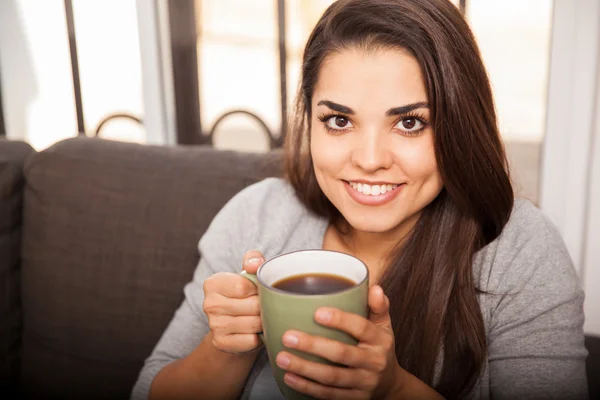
[333,212,421,278]
[345,229,400,260]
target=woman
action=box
[132,0,588,399]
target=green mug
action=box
[241,249,369,400]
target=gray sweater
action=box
[132,178,588,399]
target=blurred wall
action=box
[583,62,600,335]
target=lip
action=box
[347,179,401,186]
[343,180,404,206]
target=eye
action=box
[395,117,424,133]
[325,115,353,130]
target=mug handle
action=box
[239,271,265,343]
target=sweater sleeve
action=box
[130,178,282,400]
[485,201,588,399]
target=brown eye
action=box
[395,117,424,134]
[324,115,354,131]
[335,116,349,127]
[402,118,417,130]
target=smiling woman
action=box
[132,1,588,400]
[283,1,512,395]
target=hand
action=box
[275,285,403,399]
[202,250,265,354]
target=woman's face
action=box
[310,48,443,236]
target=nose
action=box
[350,128,393,173]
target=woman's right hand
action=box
[202,250,265,354]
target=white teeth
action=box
[348,182,399,196]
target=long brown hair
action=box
[284,0,514,398]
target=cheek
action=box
[310,128,349,175]
[394,136,442,186]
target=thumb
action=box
[242,250,265,274]
[368,285,392,327]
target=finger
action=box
[281,330,379,370]
[315,308,380,344]
[282,372,368,400]
[276,351,375,391]
[367,285,392,327]
[242,250,265,274]
[209,315,262,335]
[211,332,262,354]
[204,294,260,316]
[205,273,258,298]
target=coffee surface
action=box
[272,273,355,294]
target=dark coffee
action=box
[273,273,355,295]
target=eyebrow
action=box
[386,102,429,116]
[317,100,355,115]
[316,100,429,116]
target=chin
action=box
[343,213,404,234]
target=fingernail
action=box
[277,353,291,368]
[284,373,297,385]
[246,257,264,267]
[316,309,331,323]
[282,333,299,347]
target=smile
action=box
[348,181,399,196]
[343,180,404,206]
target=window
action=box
[196,0,280,151]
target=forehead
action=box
[313,47,427,107]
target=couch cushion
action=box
[20,137,282,398]
[0,139,34,394]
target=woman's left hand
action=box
[275,285,404,399]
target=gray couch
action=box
[0,137,280,398]
[0,137,597,399]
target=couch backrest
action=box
[0,139,34,395]
[19,137,282,398]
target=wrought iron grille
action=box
[168,0,468,149]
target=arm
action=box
[132,251,266,400]
[486,210,588,399]
[148,250,265,400]
[131,182,275,400]
[149,331,260,400]
[131,253,263,400]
